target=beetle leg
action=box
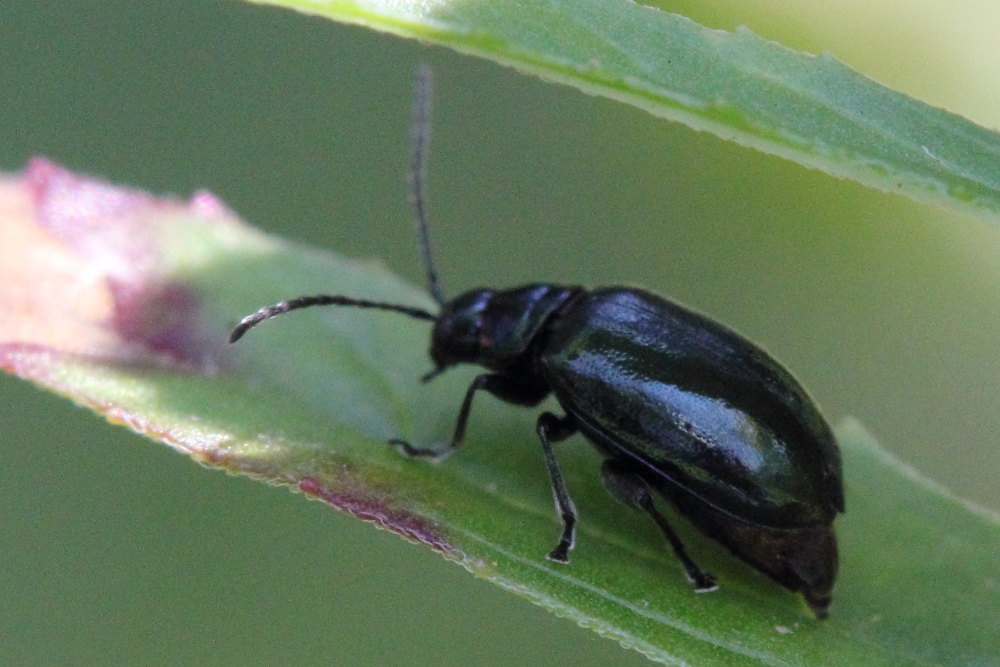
[536,412,579,563]
[391,373,547,459]
[600,460,718,592]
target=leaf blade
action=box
[243,0,1000,222]
[2,163,998,664]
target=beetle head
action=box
[429,288,495,370]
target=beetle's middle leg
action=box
[536,412,579,563]
[391,373,547,459]
[601,459,717,592]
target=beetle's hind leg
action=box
[601,459,717,592]
[536,412,579,563]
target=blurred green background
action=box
[2,1,997,664]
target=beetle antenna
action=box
[229,295,436,343]
[410,64,445,306]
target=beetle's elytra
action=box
[230,67,844,618]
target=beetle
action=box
[230,66,844,618]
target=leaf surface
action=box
[244,0,1000,222]
[2,163,997,664]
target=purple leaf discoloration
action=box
[299,476,455,554]
[3,159,230,372]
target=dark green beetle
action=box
[230,68,844,618]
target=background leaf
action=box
[2,162,998,664]
[248,0,1000,222]
[2,2,998,664]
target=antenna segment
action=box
[229,295,436,343]
[410,64,445,306]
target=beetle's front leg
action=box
[390,373,545,460]
[536,412,579,563]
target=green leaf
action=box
[2,162,997,664]
[242,0,1000,223]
